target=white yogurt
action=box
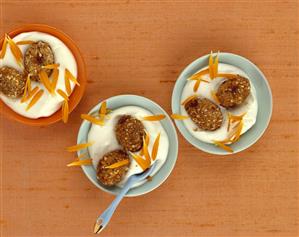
[0,32,77,118]
[181,63,258,143]
[88,106,169,188]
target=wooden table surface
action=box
[0,1,298,236]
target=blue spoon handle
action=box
[94,176,136,234]
[93,162,157,234]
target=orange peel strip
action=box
[0,37,8,59]
[188,68,209,80]
[143,114,166,121]
[105,159,129,169]
[130,153,149,171]
[57,89,69,101]
[15,40,35,45]
[213,141,233,153]
[81,114,104,126]
[6,35,23,66]
[151,133,160,161]
[65,68,80,86]
[42,63,60,69]
[193,79,201,92]
[66,141,94,152]
[26,89,44,111]
[39,70,54,94]
[181,95,197,106]
[171,114,189,120]
[62,100,69,123]
[67,159,92,167]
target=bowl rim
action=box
[0,24,87,126]
[77,94,179,197]
[171,52,273,155]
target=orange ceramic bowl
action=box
[0,24,87,126]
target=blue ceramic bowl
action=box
[172,52,272,155]
[77,95,178,196]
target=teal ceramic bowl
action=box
[172,52,272,155]
[77,95,178,196]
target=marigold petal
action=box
[67,159,92,167]
[130,153,149,171]
[143,114,166,121]
[105,159,129,169]
[26,89,44,111]
[181,95,197,105]
[66,142,94,152]
[81,114,104,126]
[213,141,233,153]
[151,133,160,161]
[171,114,189,120]
[0,37,8,59]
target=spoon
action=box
[93,162,158,234]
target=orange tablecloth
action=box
[0,1,298,236]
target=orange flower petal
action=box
[151,133,160,161]
[21,74,31,103]
[26,89,44,111]
[130,152,149,171]
[62,100,69,123]
[193,79,201,92]
[67,159,92,167]
[211,90,220,104]
[22,86,39,103]
[42,63,60,69]
[6,35,23,66]
[57,89,69,101]
[66,142,94,152]
[188,68,209,80]
[77,152,88,160]
[0,37,8,59]
[51,68,59,91]
[142,137,151,167]
[230,121,243,143]
[99,101,107,120]
[81,114,104,126]
[213,52,219,76]
[143,114,166,121]
[15,40,35,45]
[209,51,214,79]
[216,73,236,79]
[171,114,189,120]
[64,69,72,96]
[65,68,80,86]
[105,159,129,169]
[39,70,54,94]
[181,95,197,106]
[213,141,233,153]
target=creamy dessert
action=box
[66,102,169,188]
[173,52,258,152]
[86,105,169,188]
[0,32,79,122]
